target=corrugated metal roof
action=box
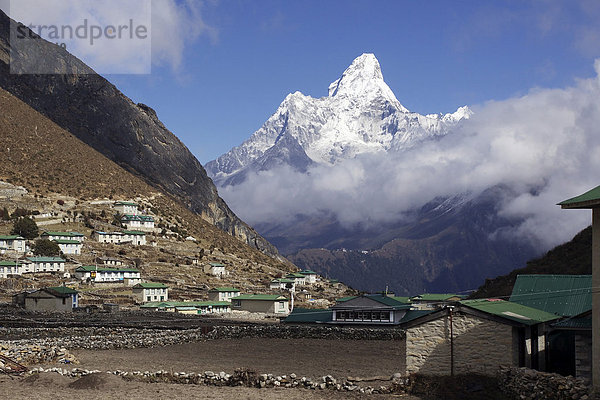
[411,293,464,301]
[509,275,591,317]
[399,309,436,324]
[552,310,592,330]
[283,308,332,323]
[461,299,560,325]
[558,185,600,208]
[209,287,240,292]
[235,294,287,301]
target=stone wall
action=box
[575,332,592,383]
[207,325,405,341]
[406,312,513,376]
[498,366,590,400]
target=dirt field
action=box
[72,338,406,379]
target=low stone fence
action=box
[206,325,405,340]
[498,366,590,400]
[28,367,405,395]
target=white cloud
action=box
[4,0,213,74]
[220,59,600,250]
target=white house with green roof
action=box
[41,231,85,243]
[21,257,65,274]
[114,201,139,215]
[133,282,169,303]
[141,300,231,314]
[53,239,82,255]
[203,262,227,277]
[0,260,22,278]
[208,287,240,302]
[121,214,155,231]
[0,235,26,252]
[231,294,289,314]
[286,272,306,286]
[75,265,141,285]
[299,269,318,284]
[92,230,147,246]
[270,278,296,290]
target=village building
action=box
[409,293,465,310]
[75,265,141,285]
[0,260,21,278]
[121,214,155,231]
[133,282,169,303]
[203,262,227,277]
[53,239,82,255]
[140,301,231,314]
[331,294,411,325]
[403,299,560,376]
[114,201,139,215]
[231,294,289,314]
[17,286,79,312]
[21,257,65,274]
[208,287,240,302]
[0,235,26,252]
[509,274,592,381]
[41,231,85,243]
[286,272,306,286]
[299,269,318,284]
[269,278,295,290]
[92,230,147,246]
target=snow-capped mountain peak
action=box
[206,54,471,186]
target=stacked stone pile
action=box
[0,343,77,365]
[26,367,406,395]
[498,366,590,400]
[207,325,405,340]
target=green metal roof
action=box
[209,287,240,292]
[509,275,591,317]
[558,185,600,209]
[53,239,81,244]
[461,299,560,325]
[0,260,21,266]
[390,296,412,304]
[75,265,139,273]
[334,294,411,310]
[27,257,65,262]
[271,278,295,283]
[299,270,317,275]
[122,230,146,235]
[114,201,138,206]
[552,310,592,330]
[411,293,465,302]
[399,309,436,324]
[235,294,287,301]
[209,262,225,267]
[335,296,356,303]
[134,282,168,289]
[0,235,24,240]
[283,308,332,323]
[47,286,78,295]
[286,273,305,278]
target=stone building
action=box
[208,287,240,302]
[203,262,227,277]
[0,235,26,252]
[403,299,560,376]
[133,282,168,303]
[231,294,289,314]
[40,231,85,243]
[114,201,139,215]
[18,286,79,312]
[552,310,592,382]
[331,294,411,325]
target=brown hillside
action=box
[0,87,286,268]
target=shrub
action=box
[11,217,39,239]
[33,239,61,256]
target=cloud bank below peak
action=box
[219,59,600,250]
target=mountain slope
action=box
[468,226,592,299]
[206,53,471,185]
[0,9,276,256]
[0,87,292,273]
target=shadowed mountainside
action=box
[0,9,277,257]
[468,226,592,299]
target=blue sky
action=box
[5,0,600,163]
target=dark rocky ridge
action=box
[0,10,277,257]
